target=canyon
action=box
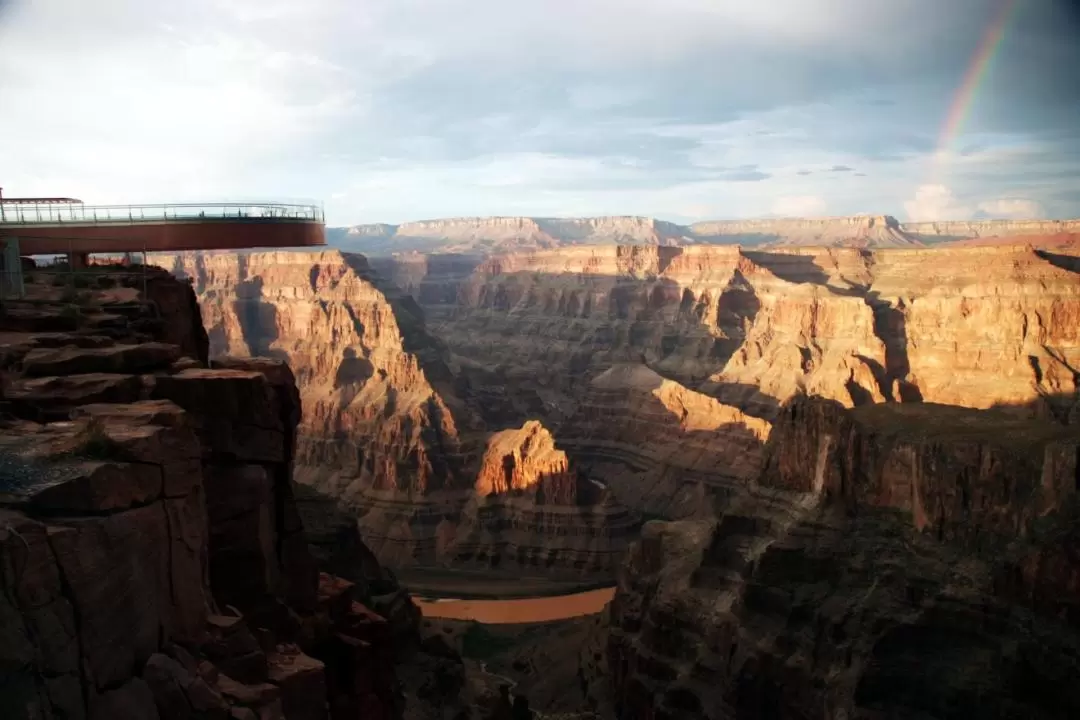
[330,214,1080,254]
[4,225,1080,718]
[606,396,1080,719]
[154,242,1080,559]
[0,264,470,720]
[155,250,639,580]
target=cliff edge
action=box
[0,263,466,720]
[605,396,1080,719]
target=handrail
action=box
[0,201,325,225]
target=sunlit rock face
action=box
[156,249,637,576]
[386,242,1079,424]
[156,240,1079,578]
[377,243,1077,519]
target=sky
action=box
[1,0,1078,226]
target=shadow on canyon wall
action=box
[1036,249,1080,273]
[233,275,285,360]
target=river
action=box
[412,586,616,624]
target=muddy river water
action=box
[412,586,616,624]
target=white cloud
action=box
[0,0,357,203]
[0,0,1074,223]
[976,197,1044,219]
[772,195,828,216]
[903,184,972,222]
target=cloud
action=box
[0,0,1077,222]
[772,195,828,216]
[976,197,1045,219]
[904,184,972,221]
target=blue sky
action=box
[1,0,1078,226]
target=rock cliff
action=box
[689,215,920,248]
[606,396,1080,719]
[155,250,636,577]
[387,243,1077,524]
[332,216,688,255]
[0,264,460,720]
[560,364,770,518]
[444,419,638,574]
[152,242,1078,582]
[902,218,1080,241]
[334,214,1001,255]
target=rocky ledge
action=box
[605,396,1080,719]
[0,264,464,720]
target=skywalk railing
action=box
[0,201,324,225]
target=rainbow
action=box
[934,0,1018,160]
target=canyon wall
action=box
[155,242,1078,579]
[902,218,1080,240]
[383,243,1078,524]
[605,396,1080,719]
[689,214,919,247]
[332,216,687,255]
[155,250,637,577]
[333,215,1080,255]
[0,266,456,720]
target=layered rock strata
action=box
[401,242,1078,429]
[331,214,982,254]
[445,420,638,574]
[156,250,635,576]
[560,364,770,518]
[0,266,448,720]
[156,242,1079,574]
[332,216,687,254]
[689,215,920,248]
[902,218,1080,241]
[606,396,1080,719]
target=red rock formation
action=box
[154,250,636,576]
[0,266,451,720]
[334,214,949,253]
[605,396,1080,719]
[561,363,769,518]
[438,420,639,574]
[474,420,574,500]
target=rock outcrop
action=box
[155,250,636,577]
[0,265,454,720]
[444,420,639,574]
[606,396,1080,719]
[154,250,476,567]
